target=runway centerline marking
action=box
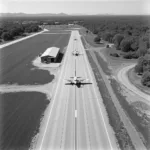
[75,110,77,118]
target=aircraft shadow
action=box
[65,82,92,88]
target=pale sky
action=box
[0,0,150,15]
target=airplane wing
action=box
[79,79,89,82]
[65,79,73,82]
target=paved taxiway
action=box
[35,30,116,150]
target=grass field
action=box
[0,92,49,150]
[0,33,70,85]
[110,79,150,149]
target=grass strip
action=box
[86,51,135,150]
[94,51,111,76]
[110,79,150,149]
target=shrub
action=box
[120,39,131,52]
[102,32,113,43]
[94,36,101,43]
[1,32,13,41]
[93,29,99,34]
[135,63,143,75]
[113,34,124,50]
[110,53,120,57]
[123,52,138,59]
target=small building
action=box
[40,47,60,64]
[108,43,114,48]
[68,23,74,26]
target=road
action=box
[35,30,116,150]
[117,64,150,102]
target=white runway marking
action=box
[75,110,77,118]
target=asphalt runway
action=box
[35,30,116,150]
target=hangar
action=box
[40,47,60,63]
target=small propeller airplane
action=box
[65,76,91,88]
[72,50,83,56]
[65,68,92,88]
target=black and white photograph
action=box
[0,0,150,149]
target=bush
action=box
[135,63,143,75]
[135,54,150,75]
[120,39,131,52]
[110,53,120,57]
[102,32,113,43]
[123,52,138,59]
[113,34,124,50]
[94,36,101,43]
[1,32,13,41]
[93,29,99,34]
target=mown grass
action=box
[110,79,150,149]
[94,51,111,76]
[0,92,49,150]
[0,33,70,85]
[86,51,135,150]
[92,50,150,149]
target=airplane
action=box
[65,76,91,88]
[72,50,83,56]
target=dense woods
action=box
[0,21,41,41]
[135,53,150,87]
[78,15,150,87]
[79,16,150,59]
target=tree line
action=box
[78,16,150,87]
[0,21,42,41]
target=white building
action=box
[40,47,60,63]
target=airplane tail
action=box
[75,59,76,77]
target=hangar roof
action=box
[41,47,60,58]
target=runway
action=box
[36,30,116,150]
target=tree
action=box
[141,71,150,87]
[130,37,139,51]
[143,54,150,72]
[102,32,113,43]
[135,63,143,74]
[93,28,99,34]
[0,30,2,38]
[136,46,147,57]
[94,36,101,43]
[120,39,131,52]
[31,26,38,32]
[10,28,17,37]
[1,32,13,41]
[113,34,124,50]
[134,56,144,74]
[25,27,32,33]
